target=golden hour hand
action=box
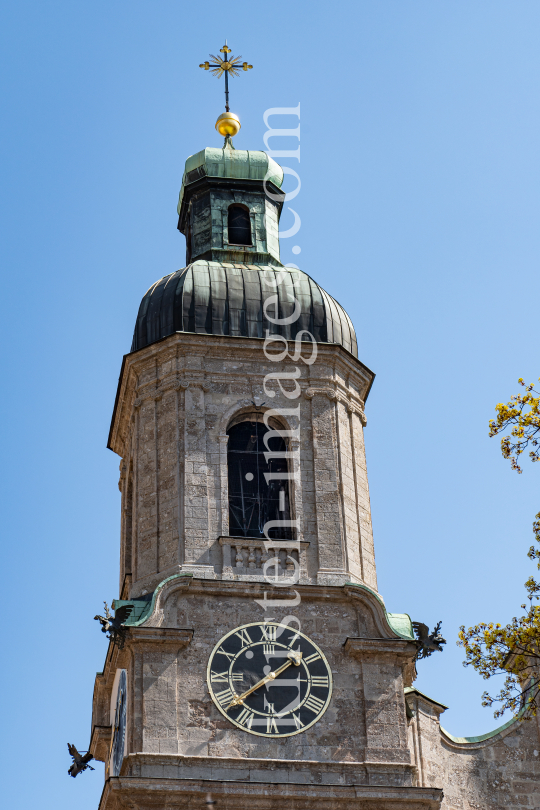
[226,651,302,710]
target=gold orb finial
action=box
[215,111,241,138]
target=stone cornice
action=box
[344,637,418,660]
[218,535,310,549]
[129,373,367,418]
[304,385,366,424]
[127,626,193,650]
[101,780,443,810]
[89,724,111,763]
[133,374,213,406]
[121,751,417,773]
[108,333,375,456]
[130,575,401,648]
[98,625,194,680]
[98,753,443,810]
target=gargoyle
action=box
[412,620,446,661]
[67,743,94,777]
[94,601,133,648]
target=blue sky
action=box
[1,2,539,807]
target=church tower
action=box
[82,50,540,809]
[87,58,445,809]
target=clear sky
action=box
[1,2,539,808]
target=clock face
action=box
[111,670,127,777]
[207,622,332,737]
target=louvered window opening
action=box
[227,417,293,540]
[228,204,252,246]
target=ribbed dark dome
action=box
[131,261,358,358]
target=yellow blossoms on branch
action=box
[457,377,540,719]
[489,378,540,473]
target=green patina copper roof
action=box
[344,582,415,640]
[112,598,154,626]
[387,612,415,640]
[405,686,525,744]
[114,578,414,640]
[177,147,284,214]
[111,573,195,628]
[404,686,448,711]
[440,712,522,744]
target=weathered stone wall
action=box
[92,578,421,791]
[92,576,540,809]
[405,689,540,808]
[100,318,540,810]
[110,332,377,598]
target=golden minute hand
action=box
[227,651,302,710]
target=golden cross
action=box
[199,41,253,112]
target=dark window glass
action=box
[227,419,292,539]
[228,205,252,246]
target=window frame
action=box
[227,203,253,247]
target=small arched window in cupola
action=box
[228,204,252,246]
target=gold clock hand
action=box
[227,661,290,709]
[226,651,302,710]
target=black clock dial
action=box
[207,622,332,737]
[111,669,127,777]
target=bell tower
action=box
[87,52,444,810]
[117,136,377,595]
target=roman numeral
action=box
[231,672,244,682]
[236,708,254,729]
[311,676,329,687]
[235,628,253,647]
[265,702,275,714]
[217,646,234,661]
[210,670,229,683]
[263,644,276,656]
[293,712,304,729]
[260,624,277,642]
[304,694,325,714]
[267,716,278,733]
[214,687,234,708]
[303,652,321,665]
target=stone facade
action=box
[110,332,377,598]
[86,144,540,810]
[92,321,540,809]
[91,575,442,809]
[405,690,540,808]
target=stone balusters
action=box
[219,537,308,582]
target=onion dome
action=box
[131,261,358,358]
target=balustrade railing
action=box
[219,537,308,582]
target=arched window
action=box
[228,204,252,246]
[227,413,292,539]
